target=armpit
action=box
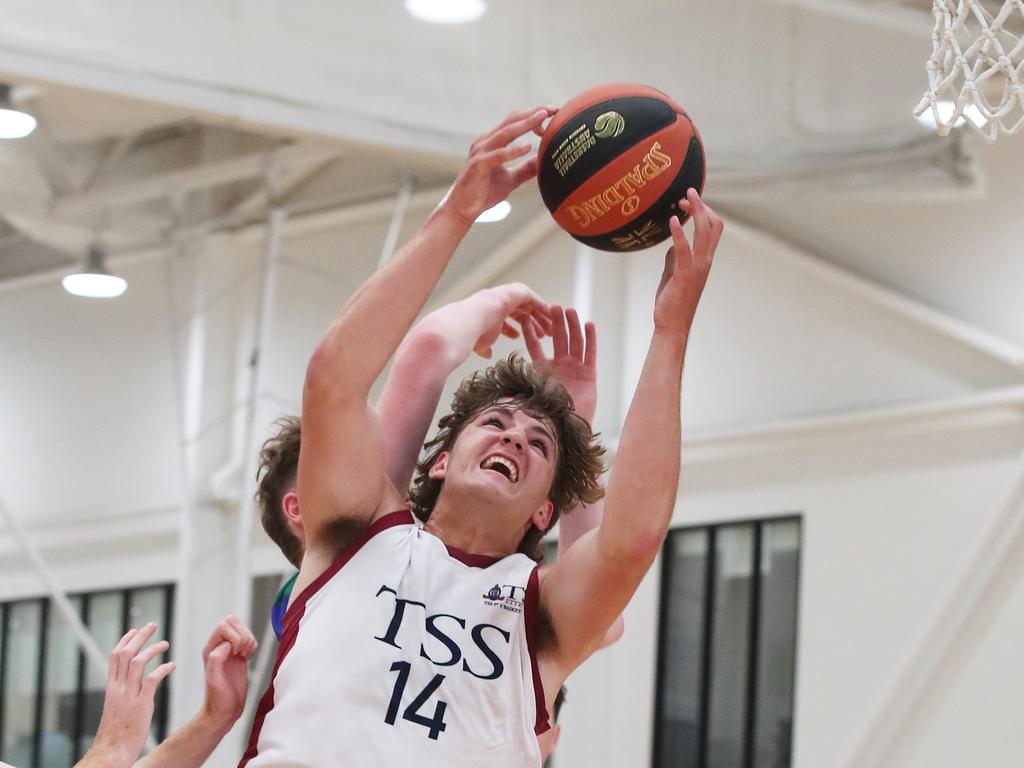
[534,594,558,655]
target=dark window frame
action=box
[0,583,174,768]
[652,515,802,768]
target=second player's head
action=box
[409,354,604,561]
[255,415,305,568]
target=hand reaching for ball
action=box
[443,106,557,226]
[653,188,722,335]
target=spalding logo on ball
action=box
[537,83,705,253]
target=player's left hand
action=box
[201,615,258,729]
[469,283,553,358]
[443,106,557,225]
[653,188,722,335]
[524,305,597,422]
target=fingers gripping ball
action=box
[537,83,705,252]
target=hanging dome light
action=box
[405,0,486,24]
[62,246,127,299]
[0,84,37,140]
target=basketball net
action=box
[915,0,1024,141]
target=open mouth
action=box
[480,455,518,483]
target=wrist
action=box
[433,196,477,232]
[199,700,240,735]
[650,326,689,357]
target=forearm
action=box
[306,204,471,399]
[378,330,454,491]
[134,712,233,768]
[599,330,687,565]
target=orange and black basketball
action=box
[537,83,705,253]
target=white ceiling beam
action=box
[0,185,450,294]
[0,42,468,163]
[226,155,340,219]
[773,0,933,36]
[710,136,982,202]
[82,133,140,192]
[55,144,342,218]
[721,212,1024,372]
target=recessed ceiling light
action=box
[475,200,510,223]
[62,247,127,299]
[405,0,486,24]
[915,100,987,130]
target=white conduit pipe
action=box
[233,198,284,622]
[378,175,415,268]
[0,495,158,751]
[841,442,1024,768]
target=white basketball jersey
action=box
[239,510,549,768]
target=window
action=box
[654,518,801,768]
[0,584,173,768]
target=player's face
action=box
[438,402,559,522]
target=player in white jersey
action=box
[241,105,722,767]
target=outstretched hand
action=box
[524,305,597,422]
[201,615,258,729]
[80,623,175,767]
[443,106,557,225]
[653,188,722,335]
[468,283,553,359]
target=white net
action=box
[915,0,1024,140]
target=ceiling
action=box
[0,0,1020,344]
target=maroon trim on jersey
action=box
[443,543,501,568]
[524,565,551,735]
[237,509,414,767]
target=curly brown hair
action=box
[408,354,605,561]
[255,416,304,568]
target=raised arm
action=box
[298,107,555,551]
[540,189,722,673]
[134,617,257,768]
[378,283,551,494]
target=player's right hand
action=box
[442,106,557,225]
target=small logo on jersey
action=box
[482,583,526,614]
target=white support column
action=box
[163,234,208,730]
[841,440,1024,768]
[233,177,284,622]
[573,242,594,323]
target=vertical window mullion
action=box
[157,585,174,742]
[0,602,8,759]
[31,599,49,768]
[72,594,89,763]
[697,526,717,768]
[743,523,764,768]
[651,536,674,768]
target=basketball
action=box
[537,83,705,253]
